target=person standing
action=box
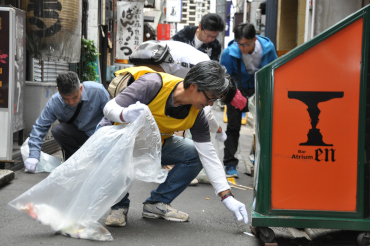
[171,13,225,61]
[221,23,278,178]
[24,71,110,173]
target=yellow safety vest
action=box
[116,66,200,144]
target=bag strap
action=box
[114,74,130,97]
[67,101,84,124]
[237,59,242,90]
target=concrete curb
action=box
[0,170,15,186]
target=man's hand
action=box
[121,102,146,123]
[24,158,39,173]
[222,196,248,224]
[215,130,227,142]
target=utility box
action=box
[0,7,26,161]
[252,4,370,244]
[24,82,58,141]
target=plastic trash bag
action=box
[9,106,167,241]
[248,94,256,119]
[197,169,210,184]
[21,138,62,173]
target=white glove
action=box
[121,102,146,123]
[215,130,227,142]
[222,196,249,224]
[24,158,39,173]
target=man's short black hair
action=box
[56,71,81,95]
[234,23,256,40]
[200,13,225,32]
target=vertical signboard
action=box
[157,23,171,40]
[271,19,363,212]
[116,1,144,63]
[0,11,9,109]
[0,8,14,160]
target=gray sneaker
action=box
[142,202,189,222]
[105,208,128,227]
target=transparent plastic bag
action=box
[9,106,167,241]
[248,94,256,119]
[21,138,62,173]
[196,169,210,184]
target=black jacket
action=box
[171,26,222,61]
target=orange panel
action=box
[271,19,363,211]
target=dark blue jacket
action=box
[220,35,277,89]
[171,26,222,61]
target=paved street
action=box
[0,105,364,245]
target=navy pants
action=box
[51,123,89,160]
[223,88,254,167]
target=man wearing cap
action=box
[100,61,248,227]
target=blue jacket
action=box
[220,35,277,90]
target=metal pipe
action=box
[243,0,247,23]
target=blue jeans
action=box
[112,135,203,209]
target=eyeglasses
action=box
[234,40,254,48]
[202,29,218,39]
[201,90,220,103]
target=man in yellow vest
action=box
[100,61,248,227]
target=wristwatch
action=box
[221,191,234,201]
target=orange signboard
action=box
[271,18,363,211]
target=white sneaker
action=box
[189,178,199,186]
[105,208,128,227]
[142,203,189,222]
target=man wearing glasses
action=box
[100,61,248,227]
[171,13,225,61]
[220,23,278,178]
